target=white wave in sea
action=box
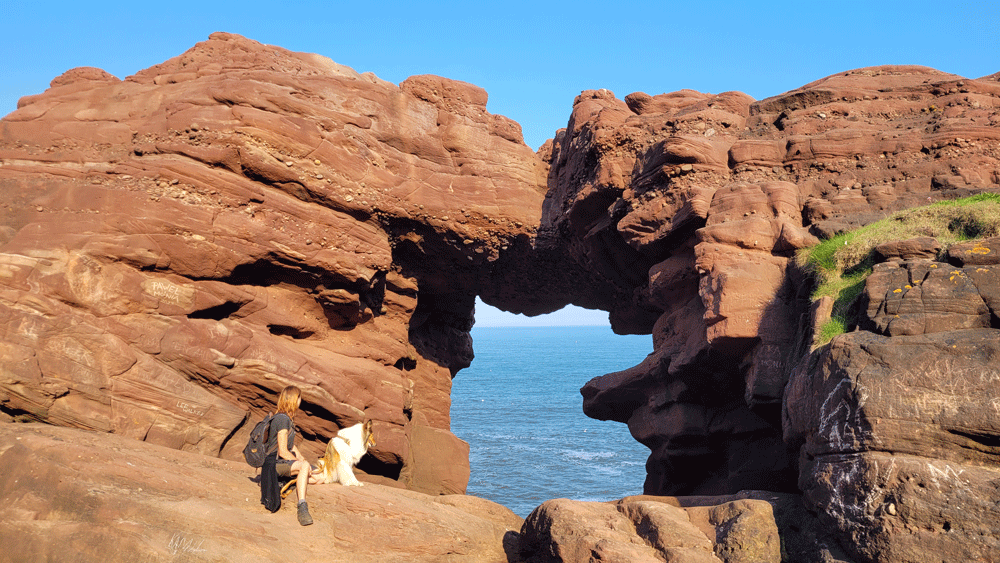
[562,450,617,461]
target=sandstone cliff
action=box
[0,32,546,495]
[522,67,1000,561]
[547,64,1000,493]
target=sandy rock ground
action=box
[0,423,522,563]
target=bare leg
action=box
[292,460,310,502]
[291,461,314,526]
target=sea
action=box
[450,326,653,517]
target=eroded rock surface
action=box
[0,32,546,494]
[783,250,1000,561]
[4,33,1000,562]
[502,65,1000,561]
[518,492,849,563]
[0,424,522,563]
[523,66,1000,498]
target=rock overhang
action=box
[0,32,546,495]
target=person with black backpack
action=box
[264,385,316,526]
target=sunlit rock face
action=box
[0,32,547,494]
[527,66,1000,560]
[0,424,524,563]
[782,246,1000,562]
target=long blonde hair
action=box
[275,386,301,417]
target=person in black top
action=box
[267,385,315,526]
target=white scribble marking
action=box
[926,461,967,490]
[168,533,206,555]
[175,400,204,417]
[818,379,871,451]
[821,456,896,525]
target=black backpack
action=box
[243,414,274,468]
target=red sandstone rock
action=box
[873,236,941,261]
[783,329,1000,561]
[4,33,1000,561]
[0,424,522,563]
[526,64,1000,560]
[519,494,787,563]
[541,64,1000,498]
[861,259,996,335]
[947,234,1000,265]
[0,32,546,494]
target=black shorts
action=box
[275,459,295,478]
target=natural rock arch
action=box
[3,33,1000,560]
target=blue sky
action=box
[474,298,609,327]
[2,1,996,326]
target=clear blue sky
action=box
[2,1,996,326]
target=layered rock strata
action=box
[0,32,546,494]
[536,66,1000,493]
[530,67,1000,560]
[4,33,1000,562]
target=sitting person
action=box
[267,385,316,526]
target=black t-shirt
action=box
[265,413,295,458]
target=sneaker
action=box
[297,501,314,526]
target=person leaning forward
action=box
[265,385,317,526]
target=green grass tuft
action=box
[815,317,847,346]
[799,192,1000,345]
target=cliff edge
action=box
[520,67,1000,561]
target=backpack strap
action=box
[264,413,276,456]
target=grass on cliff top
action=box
[799,192,1000,346]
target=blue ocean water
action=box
[450,326,653,517]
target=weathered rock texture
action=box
[518,491,865,563]
[519,66,1000,560]
[783,249,1000,561]
[0,424,523,563]
[0,33,546,495]
[519,495,782,563]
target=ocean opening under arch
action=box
[450,299,652,516]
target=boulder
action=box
[861,259,997,336]
[784,329,1000,561]
[873,236,941,261]
[947,235,1000,266]
[519,492,840,563]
